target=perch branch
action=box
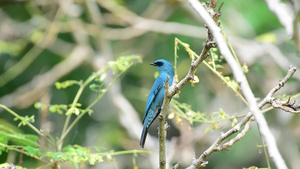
[158,77,170,169]
[158,0,222,168]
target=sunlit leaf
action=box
[242,63,249,73]
[55,80,81,89]
[256,33,277,43]
[231,118,238,127]
[205,127,211,134]
[168,112,175,119]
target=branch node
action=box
[158,113,163,119]
[200,161,208,168]
[160,160,166,166]
[165,121,170,131]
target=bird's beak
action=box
[149,62,156,66]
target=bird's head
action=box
[150,59,174,76]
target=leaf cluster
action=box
[0,55,146,168]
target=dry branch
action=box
[186,0,293,168]
[185,64,297,169]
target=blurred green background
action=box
[0,0,299,168]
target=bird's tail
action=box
[140,124,148,149]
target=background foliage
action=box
[0,0,299,168]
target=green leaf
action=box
[89,84,102,92]
[23,146,41,156]
[0,136,8,156]
[49,105,57,113]
[49,104,68,114]
[231,118,238,127]
[0,132,38,147]
[242,63,249,73]
[30,29,44,44]
[89,154,103,165]
[34,102,48,111]
[205,127,211,134]
[34,102,42,109]
[87,109,94,116]
[66,108,82,116]
[55,80,81,89]
[256,33,277,43]
[14,115,35,127]
[107,55,142,74]
[99,73,107,82]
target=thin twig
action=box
[0,104,43,136]
[260,66,299,114]
[262,66,297,103]
[217,120,251,150]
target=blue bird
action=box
[140,59,174,148]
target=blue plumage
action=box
[140,59,174,148]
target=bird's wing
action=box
[142,76,164,123]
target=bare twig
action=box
[263,66,297,101]
[187,0,288,168]
[185,63,296,169]
[270,98,300,114]
[261,66,299,114]
[217,120,251,150]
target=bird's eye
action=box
[155,61,163,66]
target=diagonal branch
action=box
[187,0,288,168]
[261,66,299,114]
[186,64,296,169]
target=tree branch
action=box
[261,66,299,114]
[158,77,170,169]
[186,64,297,169]
[157,1,222,168]
[187,0,289,168]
